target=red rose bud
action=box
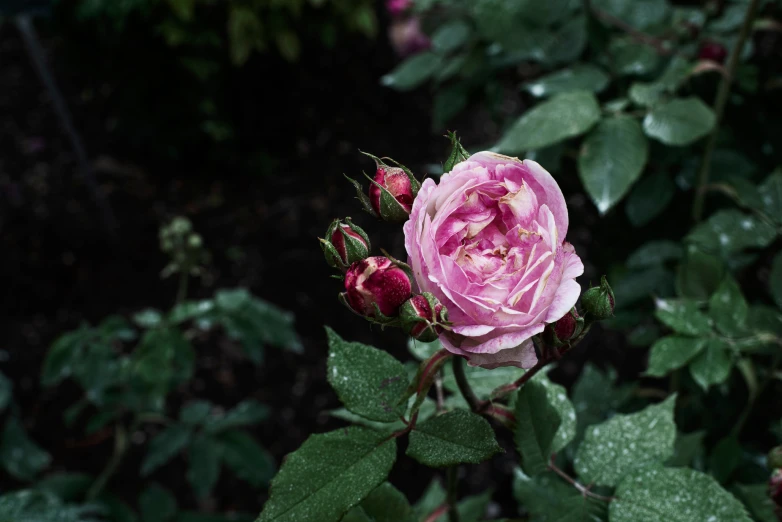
[342,256,412,318]
[581,276,614,320]
[401,293,447,342]
[553,308,583,342]
[320,218,370,270]
[699,41,728,64]
[369,165,416,222]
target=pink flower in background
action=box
[389,17,430,57]
[386,0,412,16]
[403,152,583,369]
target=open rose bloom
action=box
[404,152,583,369]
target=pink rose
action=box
[403,152,584,369]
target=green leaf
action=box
[643,97,716,146]
[689,339,733,390]
[380,52,442,91]
[133,309,163,329]
[733,483,778,522]
[142,425,193,476]
[646,336,707,377]
[654,298,712,336]
[574,396,676,487]
[431,21,471,53]
[578,115,649,213]
[0,417,52,481]
[494,91,601,154]
[0,490,99,522]
[687,210,777,256]
[533,373,576,452]
[771,252,782,311]
[326,328,409,423]
[666,430,705,467]
[676,246,725,299]
[610,467,752,522]
[341,483,411,522]
[258,427,397,522]
[453,490,493,522]
[709,436,742,484]
[599,0,671,30]
[524,64,610,97]
[187,435,221,500]
[412,479,446,522]
[571,364,635,443]
[217,430,275,488]
[34,472,93,501]
[407,409,502,467]
[442,365,524,399]
[139,483,177,522]
[626,241,682,269]
[629,82,666,107]
[41,328,89,387]
[179,400,212,425]
[513,468,606,522]
[514,380,561,476]
[609,38,660,76]
[204,400,270,433]
[709,277,748,336]
[625,172,675,227]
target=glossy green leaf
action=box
[142,425,192,476]
[258,427,396,522]
[646,336,707,377]
[187,435,221,500]
[629,82,666,107]
[133,309,163,329]
[431,21,471,53]
[533,373,576,452]
[759,169,782,224]
[709,277,748,336]
[709,436,742,484]
[643,97,716,146]
[571,364,635,442]
[139,483,177,522]
[513,468,606,522]
[609,38,660,76]
[626,241,683,269]
[666,430,705,467]
[733,483,778,522]
[494,91,601,154]
[442,365,524,399]
[179,400,212,425]
[689,339,733,390]
[524,64,610,97]
[598,0,671,29]
[326,328,409,423]
[380,52,442,91]
[514,380,561,476]
[578,115,649,213]
[574,396,676,486]
[0,490,98,522]
[687,210,777,256]
[341,483,411,522]
[655,298,712,336]
[625,172,675,226]
[610,467,752,522]
[0,417,51,481]
[676,246,725,299]
[407,409,502,467]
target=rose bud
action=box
[341,256,412,319]
[581,276,615,320]
[369,165,418,223]
[552,308,584,343]
[386,0,411,16]
[698,41,728,64]
[320,218,370,270]
[770,470,782,508]
[401,293,448,342]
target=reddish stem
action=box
[424,503,449,522]
[548,456,616,502]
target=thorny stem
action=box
[447,466,461,522]
[548,456,616,503]
[452,356,484,412]
[692,0,762,222]
[86,424,128,501]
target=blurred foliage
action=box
[0,219,300,519]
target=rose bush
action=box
[404,152,583,368]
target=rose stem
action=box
[692,0,762,222]
[548,456,615,503]
[452,356,484,412]
[446,466,461,522]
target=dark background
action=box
[0,2,640,515]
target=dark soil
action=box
[0,9,635,518]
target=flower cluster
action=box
[320,136,612,368]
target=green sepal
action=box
[344,174,378,217]
[443,131,470,173]
[320,237,344,270]
[361,150,421,201]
